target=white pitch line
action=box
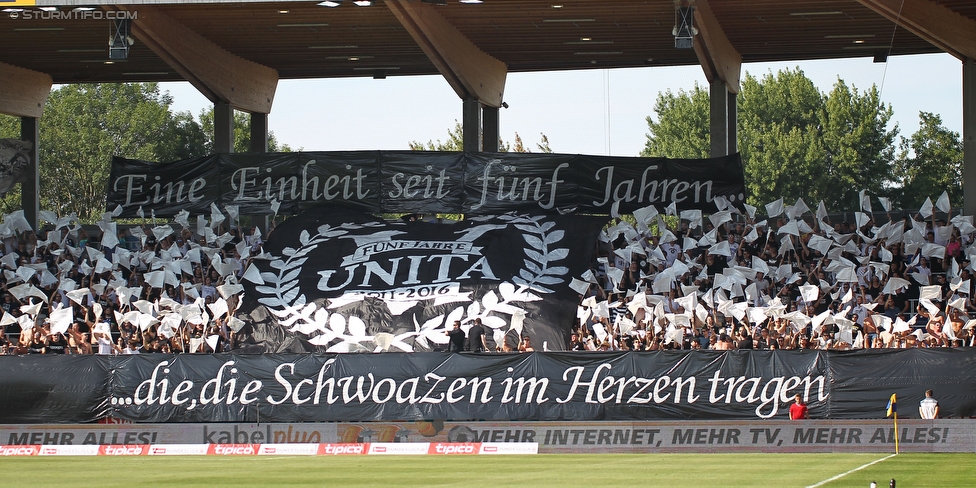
[805,453,898,488]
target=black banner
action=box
[0,355,112,423]
[236,212,606,354]
[0,139,32,197]
[106,151,747,216]
[2,350,975,424]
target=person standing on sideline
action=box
[467,318,488,352]
[445,320,465,353]
[919,390,939,419]
[789,394,809,420]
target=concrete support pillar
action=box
[727,90,738,155]
[482,105,499,153]
[462,97,481,152]
[20,116,39,232]
[709,80,729,157]
[964,58,976,216]
[249,112,268,153]
[214,100,235,153]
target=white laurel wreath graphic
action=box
[253,222,383,352]
[411,214,570,349]
[502,213,570,294]
[251,215,570,352]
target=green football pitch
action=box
[1,453,974,487]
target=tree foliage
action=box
[643,68,899,210]
[0,83,208,220]
[198,108,292,154]
[535,133,553,154]
[892,112,964,210]
[641,85,710,159]
[818,81,896,210]
[409,121,464,151]
[737,69,825,208]
[0,83,295,221]
[409,120,553,153]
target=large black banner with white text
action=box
[106,151,746,216]
[2,349,976,424]
[235,212,607,353]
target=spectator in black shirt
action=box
[737,330,754,350]
[1,293,15,315]
[445,321,465,353]
[46,332,68,354]
[27,330,45,354]
[569,333,585,351]
[467,318,488,352]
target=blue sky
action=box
[161,52,962,157]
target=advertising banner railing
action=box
[1,420,971,453]
[1,349,974,424]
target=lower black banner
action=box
[1,350,974,423]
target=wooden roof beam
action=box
[856,0,976,61]
[691,0,742,94]
[386,0,507,107]
[0,62,52,118]
[117,6,278,114]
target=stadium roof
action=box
[2,0,973,88]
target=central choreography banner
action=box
[236,212,607,354]
[106,151,746,216]
[2,349,975,424]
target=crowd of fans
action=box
[571,194,976,352]
[0,208,258,355]
[1,191,974,355]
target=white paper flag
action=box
[743,203,757,219]
[919,197,934,218]
[859,189,872,213]
[48,304,73,335]
[205,335,220,353]
[799,284,819,304]
[878,196,892,213]
[765,198,784,218]
[936,191,951,214]
[919,285,942,301]
[569,278,591,295]
[816,201,828,222]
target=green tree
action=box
[641,85,710,159]
[159,110,208,162]
[511,133,527,153]
[892,112,964,209]
[409,121,552,153]
[0,86,297,219]
[738,69,826,207]
[818,81,896,210]
[642,68,898,210]
[0,83,207,220]
[511,132,555,154]
[536,133,553,153]
[409,121,464,151]
[198,108,292,153]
